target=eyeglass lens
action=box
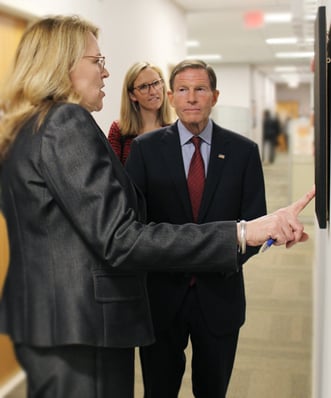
[98,57,105,70]
[136,79,163,94]
[83,56,105,71]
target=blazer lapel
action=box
[160,124,193,220]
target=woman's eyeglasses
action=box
[83,55,106,71]
[133,78,164,95]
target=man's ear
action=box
[212,89,220,106]
[167,90,174,107]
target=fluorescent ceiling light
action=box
[274,66,297,72]
[275,51,314,58]
[288,81,299,88]
[304,14,316,21]
[186,54,222,61]
[281,74,300,88]
[264,13,292,23]
[304,37,314,43]
[186,40,200,48]
[266,37,298,44]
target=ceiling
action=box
[171,0,319,86]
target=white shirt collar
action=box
[178,119,213,146]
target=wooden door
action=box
[0,213,20,386]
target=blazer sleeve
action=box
[125,138,148,195]
[40,104,239,273]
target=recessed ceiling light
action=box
[266,37,298,44]
[280,74,300,88]
[304,38,314,43]
[274,66,298,72]
[304,14,316,21]
[275,51,314,58]
[186,54,222,61]
[288,81,300,88]
[264,13,292,23]
[186,40,200,48]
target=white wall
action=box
[211,64,275,149]
[0,0,187,132]
[214,64,252,108]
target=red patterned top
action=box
[107,120,137,165]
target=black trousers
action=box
[14,344,134,398]
[140,286,239,398]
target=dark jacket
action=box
[0,104,239,348]
[126,121,267,336]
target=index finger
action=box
[288,185,315,216]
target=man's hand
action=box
[243,186,315,248]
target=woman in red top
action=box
[108,62,173,164]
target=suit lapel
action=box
[199,124,229,221]
[160,124,193,220]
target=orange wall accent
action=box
[0,335,20,387]
[0,11,27,81]
[0,213,9,293]
[0,11,28,387]
[0,213,21,386]
[276,101,299,120]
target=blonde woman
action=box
[108,62,172,164]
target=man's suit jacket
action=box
[0,104,240,349]
[126,121,267,336]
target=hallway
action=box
[5,151,314,398]
[226,152,314,398]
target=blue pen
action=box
[260,238,275,253]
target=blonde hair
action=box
[119,62,172,136]
[0,15,99,162]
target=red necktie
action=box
[187,136,205,223]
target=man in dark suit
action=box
[126,60,267,398]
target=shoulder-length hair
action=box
[119,61,172,136]
[0,15,98,162]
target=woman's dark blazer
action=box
[0,104,239,349]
